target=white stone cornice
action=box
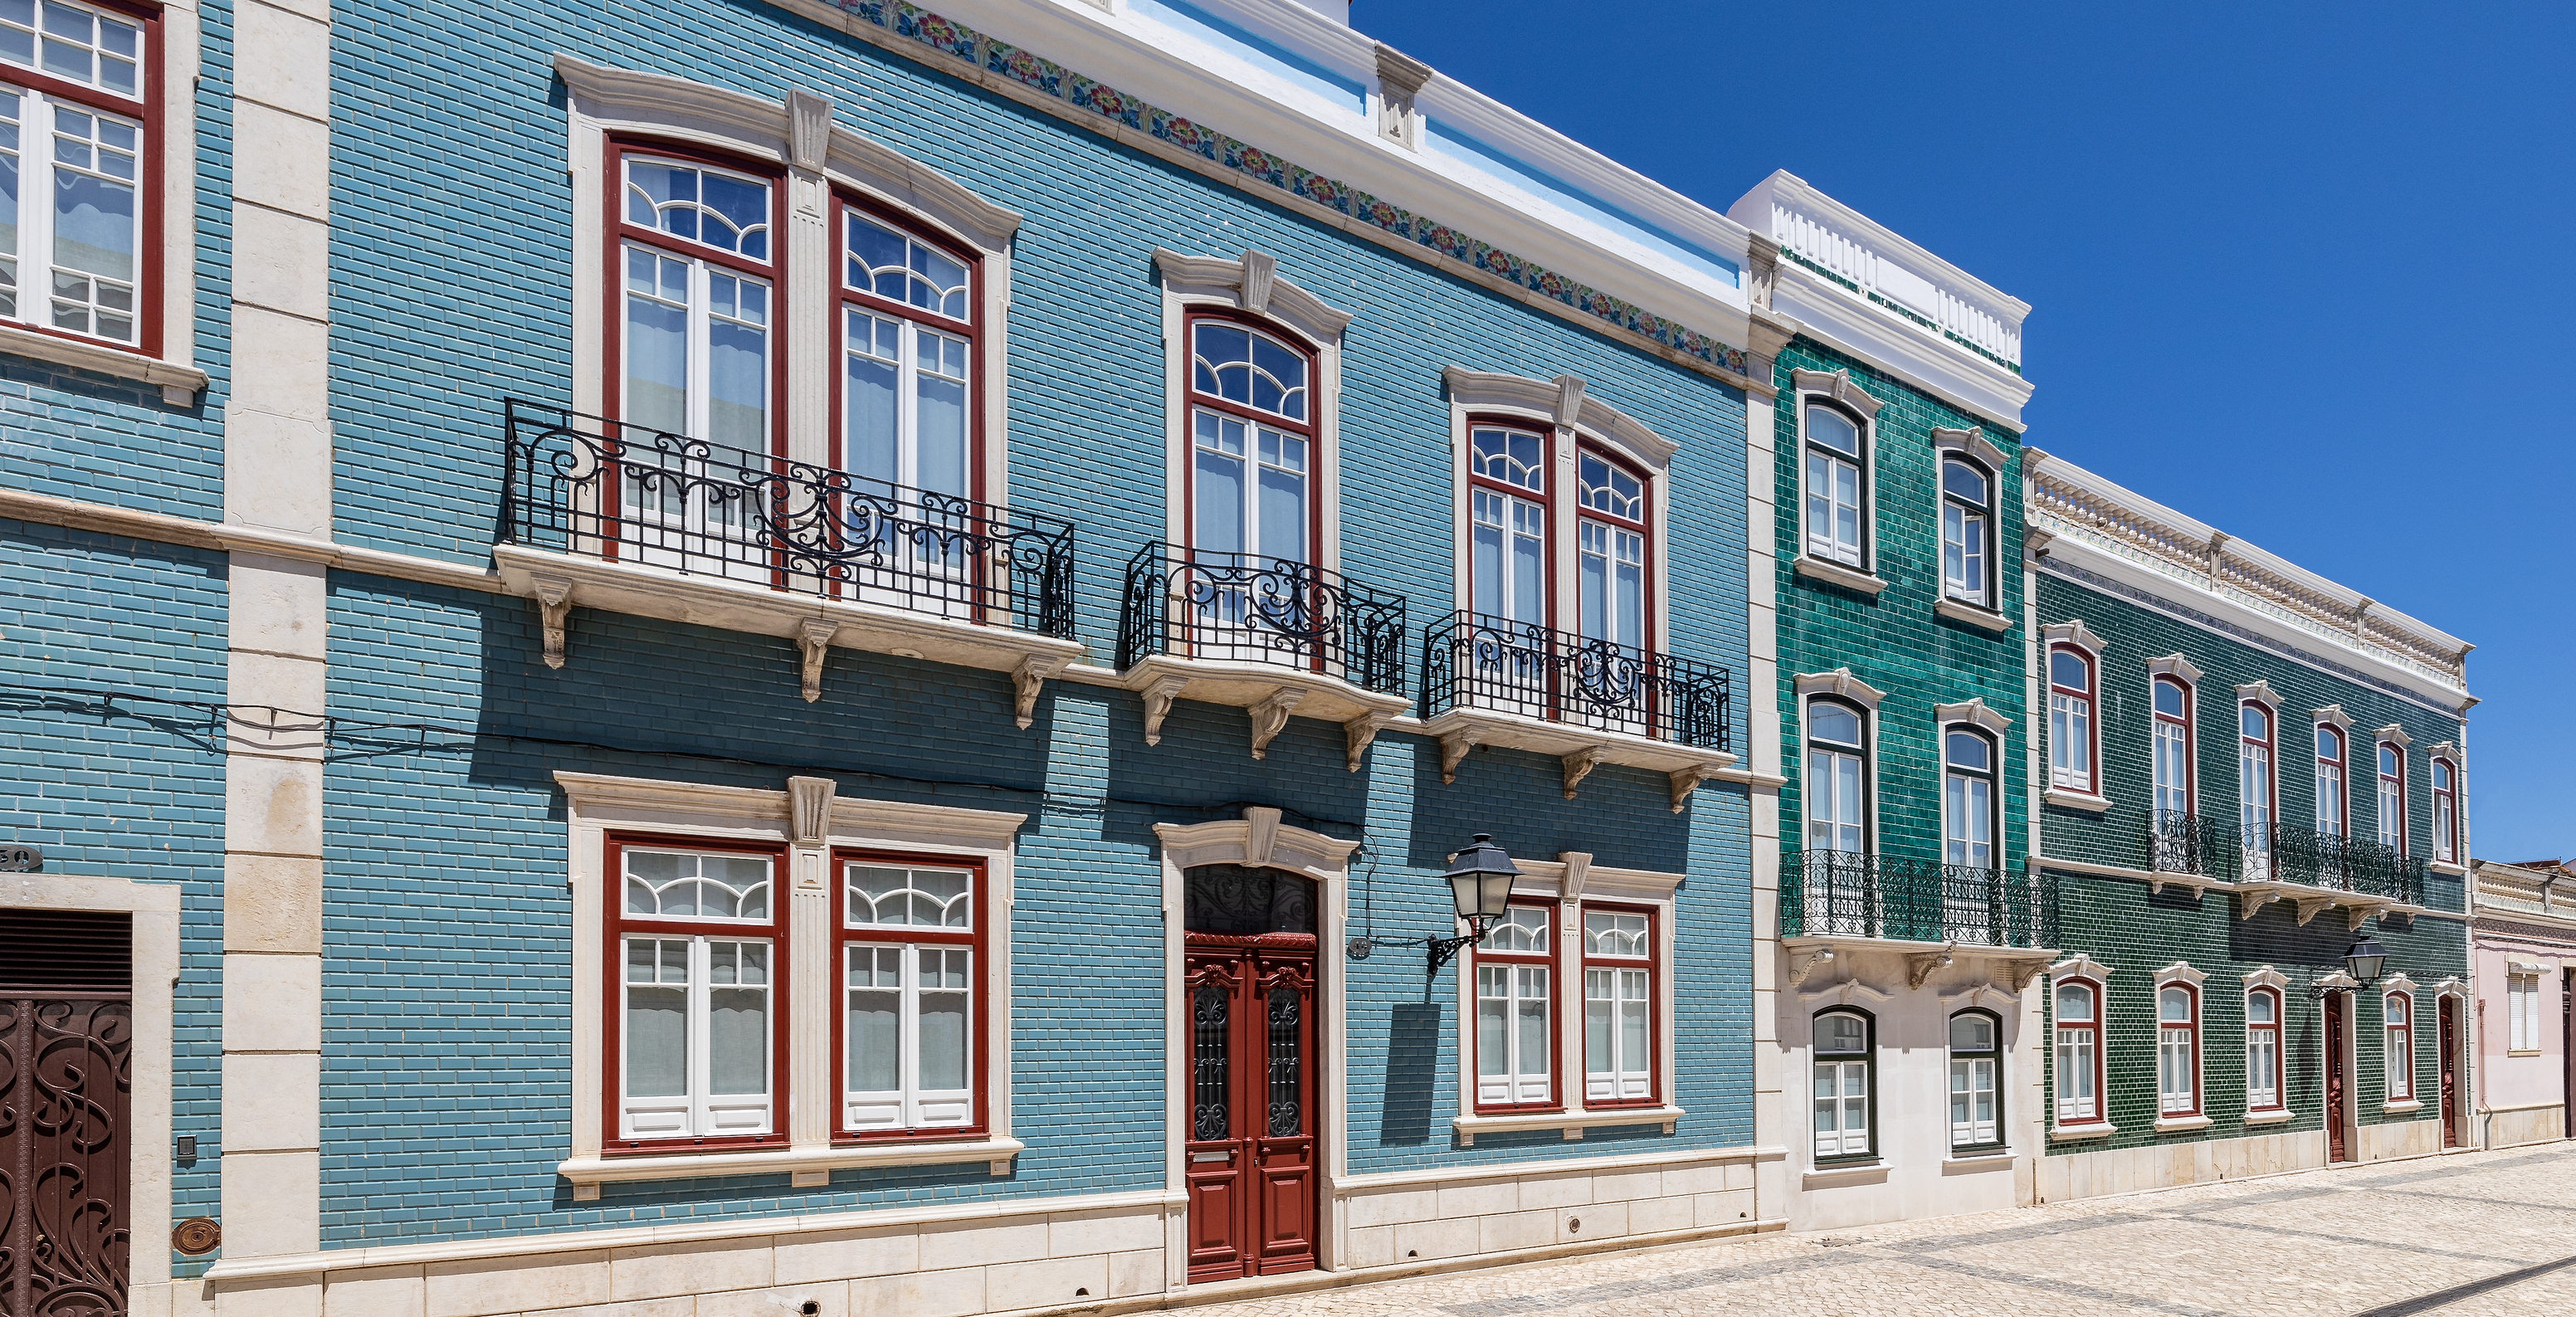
[1153,808,1359,880]
[2376,724,2411,749]
[2147,654,2203,686]
[2242,966,2289,993]
[2429,741,2461,766]
[2312,705,2354,731]
[1788,367,1884,418]
[1440,366,1678,469]
[1931,425,2011,473]
[2236,680,2280,708]
[1152,246,1354,344]
[2042,620,2105,655]
[2154,962,2208,988]
[2050,954,2112,983]
[1795,667,1886,710]
[1934,698,2011,736]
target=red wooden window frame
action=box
[2153,676,2194,810]
[2377,740,2407,854]
[1574,443,1654,651]
[602,832,791,1155]
[2054,978,2105,1125]
[1470,899,1561,1115]
[2241,700,2278,835]
[2246,986,2285,1113]
[2047,643,2097,794]
[1465,415,1554,627]
[600,137,792,461]
[1180,308,1323,565]
[2385,991,2414,1101]
[2315,724,2349,837]
[831,846,990,1144]
[2157,982,2201,1118]
[1,0,166,358]
[1579,901,1660,1110]
[827,191,983,493]
[2432,758,2457,863]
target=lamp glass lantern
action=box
[1445,833,1520,936]
[2343,935,2388,986]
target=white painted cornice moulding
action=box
[1764,264,2031,430]
[2154,961,2208,988]
[2236,680,2280,708]
[1154,807,1359,883]
[1788,367,1883,418]
[1931,425,2012,473]
[1934,698,2011,736]
[2051,954,2112,983]
[2042,620,2105,654]
[1154,246,1353,343]
[2242,966,2289,993]
[2312,704,2354,731]
[2146,653,2203,685]
[1795,667,1886,710]
[2377,724,2411,749]
[1441,366,1678,468]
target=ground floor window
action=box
[1813,1009,1873,1159]
[1949,1009,2002,1150]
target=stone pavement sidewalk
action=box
[1189,1145,2576,1317]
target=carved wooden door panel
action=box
[2,994,133,1317]
[2438,997,2461,1148]
[2324,991,2349,1163]
[1183,954,1249,1280]
[1183,948,1319,1283]
[1251,958,1315,1274]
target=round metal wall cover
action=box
[173,1217,222,1256]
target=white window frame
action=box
[2047,644,2095,793]
[557,770,1026,1192]
[2431,754,2459,864]
[838,856,982,1135]
[1939,455,1995,607]
[1792,367,1881,574]
[2154,965,2206,1121]
[2239,690,2279,879]
[2243,975,2286,1115]
[1940,719,2001,872]
[1948,1008,2003,1151]
[614,842,783,1144]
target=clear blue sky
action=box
[1357,0,2574,861]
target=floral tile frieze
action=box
[821,0,1751,378]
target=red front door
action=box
[2438,996,2461,1148]
[2325,990,2349,1163]
[1185,942,1318,1281]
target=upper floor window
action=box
[1805,699,1866,855]
[1577,452,1648,648]
[2047,646,2095,793]
[1813,1009,1872,1160]
[2432,758,2457,863]
[2246,986,2282,1111]
[2053,978,2100,1124]
[1949,1010,2002,1151]
[2158,983,2199,1116]
[1940,457,1993,607]
[2154,677,2193,818]
[1188,316,1314,567]
[612,838,784,1149]
[0,0,155,349]
[2241,702,2276,868]
[2509,973,2540,1051]
[616,151,778,453]
[2377,742,2406,852]
[1473,905,1554,1111]
[1469,424,1547,626]
[1583,907,1656,1105]
[2383,991,2413,1101]
[1944,728,1996,871]
[841,855,983,1137]
[841,203,975,501]
[1802,402,1866,568]
[2315,724,2348,838]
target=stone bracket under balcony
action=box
[494,545,1086,722]
[1121,653,1412,769]
[1782,936,2057,995]
[1419,706,1738,810]
[2231,879,2389,930]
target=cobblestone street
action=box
[1193,1146,2576,1317]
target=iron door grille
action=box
[2,907,134,1317]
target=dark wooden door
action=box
[2,909,134,1317]
[2325,990,2349,1163]
[2438,996,2461,1148]
[1184,944,1317,1282]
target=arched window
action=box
[1472,905,1554,1111]
[1812,1009,1873,1159]
[2154,677,2193,819]
[839,199,978,503]
[2315,724,2348,838]
[2246,986,2283,1111]
[1802,402,1866,567]
[1805,699,1867,855]
[1939,456,1993,607]
[2432,758,2458,862]
[2047,646,2095,793]
[2377,742,2406,852]
[1186,315,1316,568]
[1944,727,1997,871]
[1577,450,1650,649]
[2158,983,2200,1116]
[2240,702,2276,877]
[1949,1010,2003,1151]
[1468,423,1549,626]
[2384,992,2414,1101]
[2053,979,2102,1124]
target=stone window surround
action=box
[556,770,1027,1191]
[1439,366,1677,643]
[2150,963,2210,1132]
[1443,850,1688,1144]
[1788,368,1889,596]
[2379,973,2420,1110]
[2047,955,2114,1139]
[2039,620,2110,811]
[1154,246,1350,576]
[0,0,205,402]
[1795,667,1885,858]
[555,54,1022,496]
[1930,425,2012,624]
[2242,968,2293,1124]
[0,874,179,1304]
[2427,740,2465,873]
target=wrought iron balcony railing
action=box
[1420,611,1731,749]
[1782,850,2056,949]
[1116,543,1408,695]
[2147,810,2240,881]
[2245,822,2424,904]
[500,402,1075,639]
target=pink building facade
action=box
[2470,860,2576,1148]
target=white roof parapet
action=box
[2024,448,2471,701]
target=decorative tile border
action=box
[827,0,1750,376]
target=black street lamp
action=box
[2310,934,2391,998]
[1429,834,1520,974]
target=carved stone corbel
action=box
[2003,958,2050,993]
[1560,746,1606,799]
[1140,676,1188,747]
[1437,729,1480,784]
[2346,903,2380,931]
[797,618,839,703]
[1907,949,1955,991]
[1237,250,1278,315]
[788,776,835,848]
[2237,886,2281,920]
[1012,654,1066,730]
[1343,710,1394,773]
[785,89,832,171]
[1247,687,1306,759]
[2292,895,2336,927]
[1668,764,1720,812]
[1243,806,1281,869]
[1788,945,1837,988]
[532,576,573,670]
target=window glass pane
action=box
[1942,458,1987,505]
[2242,705,2268,740]
[1584,910,1648,956]
[1946,731,1990,772]
[844,309,900,484]
[1480,906,1549,954]
[626,849,771,920]
[1814,1012,1864,1053]
[1476,967,1508,1077]
[2049,651,2088,691]
[2155,680,2186,719]
[1618,970,1647,1070]
[919,949,970,1091]
[628,159,769,260]
[2056,983,2092,1022]
[2159,987,2191,1022]
[1809,703,1860,747]
[915,328,968,498]
[0,95,17,320]
[845,945,900,1093]
[1806,405,1859,457]
[1583,969,1610,1075]
[1949,1013,1993,1051]
[708,944,768,1095]
[846,864,972,927]
[2248,992,2275,1024]
[1515,971,1548,1077]
[1193,438,1244,555]
[1193,320,1305,420]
